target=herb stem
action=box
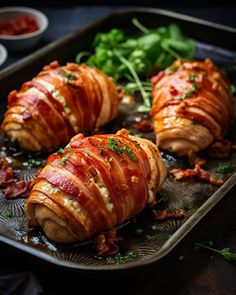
[194,243,222,255]
[75,51,91,64]
[161,43,182,60]
[114,51,151,109]
[132,18,150,34]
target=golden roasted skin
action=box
[25,129,167,243]
[2,61,120,151]
[151,59,233,156]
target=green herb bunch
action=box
[76,19,196,112]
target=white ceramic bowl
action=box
[0,7,48,51]
[0,43,7,66]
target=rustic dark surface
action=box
[0,5,236,295]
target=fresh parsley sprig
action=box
[75,19,196,112]
[194,241,236,261]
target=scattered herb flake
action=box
[109,157,113,162]
[135,228,144,235]
[230,84,236,94]
[57,148,64,155]
[4,210,13,219]
[63,72,76,80]
[178,255,184,261]
[215,163,235,174]
[188,72,198,82]
[114,251,137,264]
[106,138,136,161]
[133,133,143,138]
[191,82,198,92]
[59,156,68,165]
[151,224,159,231]
[166,65,178,75]
[180,201,191,211]
[28,159,42,167]
[146,234,156,241]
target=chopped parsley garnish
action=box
[57,148,64,155]
[63,72,76,80]
[109,157,113,162]
[215,163,235,174]
[151,224,159,230]
[114,251,137,264]
[191,83,198,92]
[166,65,178,75]
[179,82,199,100]
[194,241,236,262]
[230,84,236,94]
[135,228,144,235]
[133,132,143,138]
[146,234,156,241]
[4,210,13,219]
[188,71,198,82]
[106,138,136,161]
[28,159,42,167]
[59,156,68,165]
[179,201,191,210]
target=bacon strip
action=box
[25,129,167,244]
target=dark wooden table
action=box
[0,5,236,295]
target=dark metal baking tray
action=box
[0,7,236,273]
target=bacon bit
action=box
[154,209,185,221]
[3,180,34,199]
[169,85,179,96]
[93,229,123,257]
[208,139,236,159]
[136,120,153,132]
[171,164,224,186]
[43,61,60,71]
[0,159,34,199]
[187,149,207,167]
[0,159,14,186]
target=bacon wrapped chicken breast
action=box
[2,61,120,151]
[151,58,233,156]
[25,129,166,243]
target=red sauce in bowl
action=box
[0,15,39,36]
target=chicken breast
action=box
[151,59,233,156]
[2,61,120,152]
[25,129,167,243]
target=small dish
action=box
[0,7,48,51]
[0,43,7,66]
